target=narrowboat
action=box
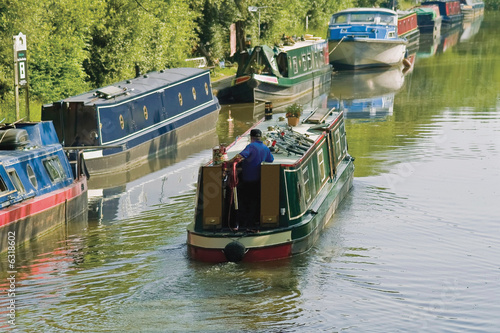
[415,5,443,34]
[187,107,354,263]
[0,121,87,253]
[421,0,463,28]
[398,10,420,55]
[460,0,484,20]
[229,35,332,103]
[42,68,220,179]
[327,8,408,69]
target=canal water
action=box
[1,12,499,333]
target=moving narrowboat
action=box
[187,107,354,263]
[327,8,408,69]
[0,121,87,253]
[421,0,464,28]
[230,35,332,103]
[42,68,220,180]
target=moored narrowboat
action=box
[187,107,354,263]
[327,8,408,69]
[0,121,87,253]
[415,5,443,34]
[42,68,220,181]
[230,35,332,103]
[398,10,420,56]
[421,0,464,28]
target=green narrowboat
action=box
[187,106,354,263]
[230,36,332,103]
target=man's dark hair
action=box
[250,129,262,138]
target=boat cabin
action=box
[194,108,349,231]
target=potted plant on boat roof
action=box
[285,103,303,126]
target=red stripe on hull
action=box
[188,243,293,263]
[0,178,86,228]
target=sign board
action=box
[13,32,28,86]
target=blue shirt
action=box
[239,140,274,182]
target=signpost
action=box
[13,32,29,121]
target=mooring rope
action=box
[329,36,347,55]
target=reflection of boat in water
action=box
[327,8,407,69]
[0,121,88,253]
[187,107,354,263]
[438,23,462,53]
[88,130,218,223]
[459,13,483,42]
[329,66,406,119]
[42,68,220,179]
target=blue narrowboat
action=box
[42,68,220,183]
[0,121,87,253]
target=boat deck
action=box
[223,108,340,165]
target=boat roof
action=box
[49,68,209,107]
[0,122,61,165]
[279,38,326,53]
[332,7,397,16]
[223,108,343,166]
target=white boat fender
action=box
[224,241,246,262]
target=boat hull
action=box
[231,68,332,104]
[187,160,354,263]
[83,108,219,183]
[0,177,87,253]
[328,39,407,69]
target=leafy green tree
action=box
[84,0,199,87]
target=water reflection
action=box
[329,66,407,119]
[87,130,218,223]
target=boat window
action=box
[340,122,347,156]
[307,53,312,69]
[317,149,326,182]
[351,14,375,23]
[292,57,298,74]
[331,14,348,24]
[26,164,38,189]
[387,31,396,38]
[380,13,396,25]
[302,54,307,71]
[0,176,7,193]
[43,157,65,183]
[334,129,342,161]
[7,170,25,194]
[302,166,311,203]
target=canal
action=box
[1,12,499,332]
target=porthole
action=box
[205,82,209,95]
[143,105,148,120]
[192,87,197,100]
[119,114,125,129]
[27,164,38,189]
[178,92,183,106]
